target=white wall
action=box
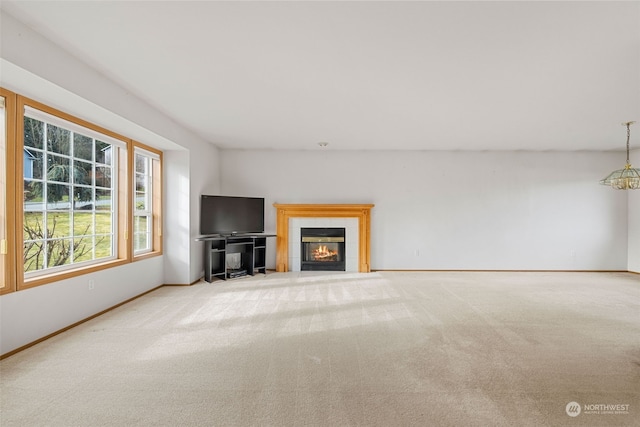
[163,150,191,284]
[163,141,220,285]
[629,148,640,273]
[221,150,628,271]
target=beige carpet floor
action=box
[1,271,638,426]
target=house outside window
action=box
[23,148,36,179]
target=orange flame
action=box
[313,244,338,260]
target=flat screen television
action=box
[200,195,265,236]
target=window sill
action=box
[19,258,129,290]
[132,250,162,262]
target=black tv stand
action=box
[196,234,276,282]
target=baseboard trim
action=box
[164,275,208,286]
[0,285,163,360]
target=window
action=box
[134,150,151,253]
[21,107,126,277]
[0,91,163,293]
[133,144,162,257]
[16,97,133,289]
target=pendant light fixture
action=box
[600,121,640,190]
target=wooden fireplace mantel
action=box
[273,204,374,273]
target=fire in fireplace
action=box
[301,228,345,271]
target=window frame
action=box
[0,88,17,295]
[15,96,133,290]
[22,107,124,277]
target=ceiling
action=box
[2,1,639,152]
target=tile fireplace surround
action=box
[273,204,374,273]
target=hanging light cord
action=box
[625,121,635,166]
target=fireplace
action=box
[301,228,346,271]
[273,204,374,272]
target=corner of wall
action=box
[188,142,221,283]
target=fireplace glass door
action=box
[301,228,345,271]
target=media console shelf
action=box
[196,234,275,282]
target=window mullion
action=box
[69,129,74,264]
